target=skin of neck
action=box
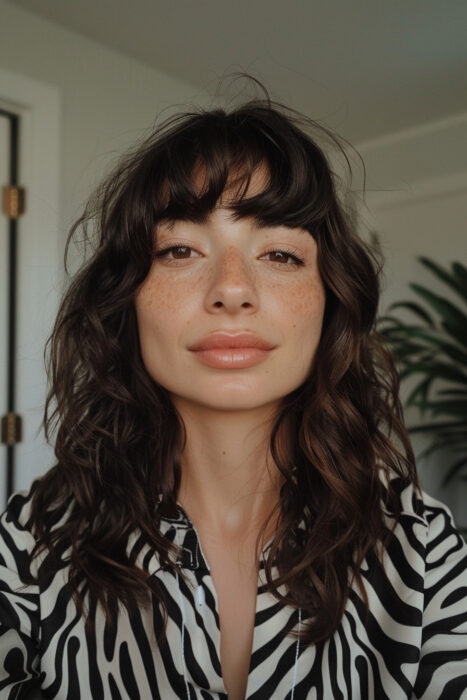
[174,398,285,545]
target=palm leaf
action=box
[417,438,466,463]
[408,421,465,434]
[382,326,447,351]
[393,344,434,360]
[378,314,406,327]
[399,363,467,385]
[411,400,467,418]
[387,301,434,325]
[439,343,467,366]
[442,455,467,487]
[377,257,467,487]
[442,320,467,347]
[437,389,467,396]
[452,262,467,298]
[406,376,434,407]
[419,257,467,304]
[410,283,467,332]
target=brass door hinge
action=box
[2,185,25,218]
[1,413,22,445]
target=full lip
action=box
[188,332,276,351]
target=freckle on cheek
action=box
[141,281,173,312]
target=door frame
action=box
[0,67,60,499]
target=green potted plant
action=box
[377,257,467,507]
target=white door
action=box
[0,69,60,512]
[0,114,8,510]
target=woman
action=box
[1,79,467,699]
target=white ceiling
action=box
[7,0,467,142]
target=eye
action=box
[153,245,304,267]
[154,245,198,260]
[261,247,304,267]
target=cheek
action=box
[134,283,168,353]
[135,277,182,318]
[135,273,199,341]
[284,278,326,332]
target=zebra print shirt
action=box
[1,478,467,699]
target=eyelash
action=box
[154,245,305,267]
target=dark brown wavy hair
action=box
[22,74,419,646]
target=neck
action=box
[172,397,284,539]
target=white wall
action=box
[0,0,209,270]
[355,114,467,527]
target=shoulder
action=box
[389,486,467,694]
[0,476,74,578]
[409,485,467,596]
[384,480,467,589]
[396,479,466,545]
[0,479,40,573]
[1,477,44,532]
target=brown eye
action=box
[268,251,291,264]
[155,246,194,260]
[262,248,304,266]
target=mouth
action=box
[189,345,274,369]
[188,332,276,352]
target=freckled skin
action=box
[134,171,327,700]
[134,207,326,413]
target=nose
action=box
[205,246,258,313]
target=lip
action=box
[191,347,273,369]
[188,332,276,352]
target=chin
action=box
[197,392,284,413]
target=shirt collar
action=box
[154,494,305,572]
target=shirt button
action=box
[196,585,206,609]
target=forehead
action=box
[191,160,271,203]
[155,160,316,244]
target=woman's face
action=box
[134,171,326,414]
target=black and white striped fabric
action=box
[1,477,467,699]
